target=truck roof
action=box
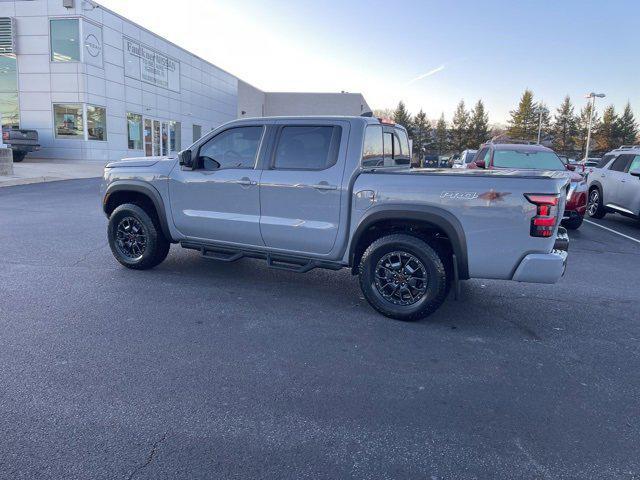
[226,115,403,128]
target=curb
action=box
[0,175,101,188]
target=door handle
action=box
[600,174,606,178]
[235,177,257,186]
[311,182,337,191]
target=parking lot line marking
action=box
[584,219,640,245]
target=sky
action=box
[97,0,640,124]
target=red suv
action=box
[469,141,587,229]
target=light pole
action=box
[584,92,605,161]
[537,102,544,144]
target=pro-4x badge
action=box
[440,191,479,200]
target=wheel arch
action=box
[588,180,603,193]
[103,181,173,242]
[349,205,469,279]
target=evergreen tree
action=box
[450,100,469,152]
[617,102,638,145]
[596,105,620,151]
[507,89,538,141]
[434,114,449,155]
[576,103,600,156]
[411,110,431,160]
[536,102,552,143]
[552,95,578,154]
[468,99,490,148]
[393,101,413,138]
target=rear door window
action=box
[609,154,633,172]
[273,126,341,170]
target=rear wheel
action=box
[108,203,170,270]
[358,234,449,321]
[587,188,606,219]
[11,151,26,163]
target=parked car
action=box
[586,145,640,220]
[421,154,439,167]
[584,157,602,168]
[452,149,477,169]
[2,126,40,162]
[468,140,587,229]
[101,116,569,321]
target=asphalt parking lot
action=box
[1,178,639,480]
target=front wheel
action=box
[358,234,449,321]
[587,188,606,219]
[108,203,170,270]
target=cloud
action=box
[405,65,446,86]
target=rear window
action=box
[395,128,411,165]
[273,126,341,170]
[362,125,410,167]
[492,150,565,170]
[464,151,477,163]
[362,125,383,167]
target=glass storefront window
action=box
[87,105,107,141]
[50,19,80,62]
[169,121,181,151]
[127,113,143,149]
[0,54,19,128]
[54,104,84,139]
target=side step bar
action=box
[180,241,343,274]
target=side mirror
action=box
[475,159,486,169]
[630,168,640,178]
[566,164,576,171]
[178,149,193,169]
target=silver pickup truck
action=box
[101,116,569,321]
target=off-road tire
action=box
[587,187,606,219]
[358,234,449,321]
[108,203,170,270]
[561,215,584,230]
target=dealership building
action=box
[0,0,371,161]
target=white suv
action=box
[586,146,640,219]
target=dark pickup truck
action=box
[2,127,40,162]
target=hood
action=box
[105,156,175,169]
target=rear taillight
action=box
[2,131,8,141]
[525,194,559,238]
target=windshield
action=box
[464,151,477,163]
[492,150,565,170]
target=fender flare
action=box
[588,180,603,192]
[103,181,173,241]
[349,204,469,279]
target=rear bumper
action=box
[512,228,569,284]
[8,143,40,152]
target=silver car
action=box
[587,146,640,219]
